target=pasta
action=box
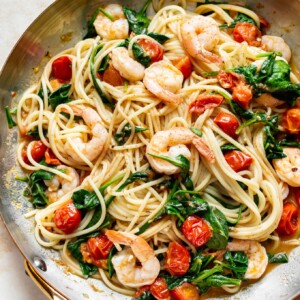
[13,0,300,298]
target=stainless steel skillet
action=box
[1,0,300,299]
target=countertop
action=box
[0,0,54,299]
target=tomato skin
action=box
[22,140,48,164]
[135,285,151,298]
[87,235,114,260]
[217,70,238,89]
[150,277,170,300]
[102,64,124,86]
[295,189,300,206]
[170,283,200,300]
[224,150,253,172]
[137,39,164,63]
[189,94,224,115]
[214,112,239,138]
[233,23,262,47]
[282,108,300,134]
[182,215,212,247]
[171,56,193,79]
[54,202,81,234]
[165,241,190,276]
[277,202,299,236]
[45,148,61,165]
[52,56,72,81]
[232,80,253,109]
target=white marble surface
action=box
[0,0,54,299]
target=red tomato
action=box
[171,56,193,79]
[54,202,81,234]
[277,202,299,236]
[45,148,61,165]
[137,39,164,63]
[232,79,253,109]
[217,70,239,89]
[165,241,190,276]
[52,56,72,81]
[87,235,114,260]
[102,64,124,86]
[22,140,48,164]
[135,285,151,298]
[224,150,253,172]
[281,108,300,134]
[295,189,300,206]
[150,277,170,300]
[233,22,262,47]
[189,94,224,115]
[80,243,107,269]
[214,112,239,139]
[182,215,212,247]
[258,15,269,28]
[170,283,200,300]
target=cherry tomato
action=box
[52,56,72,81]
[217,70,239,89]
[171,56,193,79]
[214,112,239,139]
[224,150,253,172]
[54,202,81,234]
[150,277,170,300]
[80,243,107,269]
[276,202,299,236]
[87,235,114,260]
[165,241,191,276]
[135,285,151,298]
[45,148,61,165]
[137,39,164,63]
[182,215,212,247]
[232,80,253,109]
[170,283,200,300]
[295,189,300,206]
[102,64,124,86]
[22,140,48,164]
[233,22,262,47]
[258,15,269,28]
[281,108,300,134]
[189,94,224,115]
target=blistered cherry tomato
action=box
[217,70,238,89]
[137,39,164,63]
[102,64,124,86]
[233,22,262,46]
[224,150,253,172]
[165,241,190,276]
[170,283,200,300]
[22,140,48,164]
[87,235,114,260]
[232,80,253,109]
[150,277,170,300]
[171,56,193,79]
[189,94,224,115]
[52,56,72,81]
[54,202,81,234]
[182,215,212,247]
[214,112,239,138]
[277,202,299,236]
[135,285,151,298]
[281,108,300,134]
[45,148,61,165]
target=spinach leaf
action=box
[192,265,223,283]
[163,274,191,290]
[26,127,48,139]
[123,0,152,34]
[189,127,203,137]
[147,153,190,172]
[219,12,257,29]
[147,32,169,44]
[132,43,151,67]
[90,44,115,108]
[86,211,113,229]
[98,54,110,72]
[134,291,155,300]
[197,274,241,292]
[5,106,17,128]
[114,123,148,145]
[220,143,240,152]
[38,87,50,99]
[220,251,248,279]
[267,252,289,263]
[84,7,101,39]
[205,206,229,250]
[49,84,72,110]
[189,252,214,275]
[72,189,100,210]
[108,246,117,277]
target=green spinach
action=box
[5,106,17,128]
[115,123,148,145]
[49,84,72,110]
[219,12,257,29]
[267,252,289,263]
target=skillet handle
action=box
[24,260,67,300]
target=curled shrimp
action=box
[273,147,300,187]
[111,47,145,82]
[261,35,291,62]
[143,61,184,105]
[146,127,215,175]
[181,15,222,64]
[227,239,268,279]
[63,106,108,164]
[105,230,160,288]
[44,165,79,203]
[93,4,129,40]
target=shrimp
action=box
[64,106,108,163]
[111,47,145,82]
[226,239,268,280]
[146,127,215,175]
[143,61,183,105]
[181,15,222,64]
[273,147,300,187]
[255,93,284,108]
[261,35,291,62]
[93,4,129,40]
[44,165,79,203]
[105,230,160,288]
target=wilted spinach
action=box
[5,106,17,128]
[267,252,289,263]
[48,84,72,110]
[219,12,257,29]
